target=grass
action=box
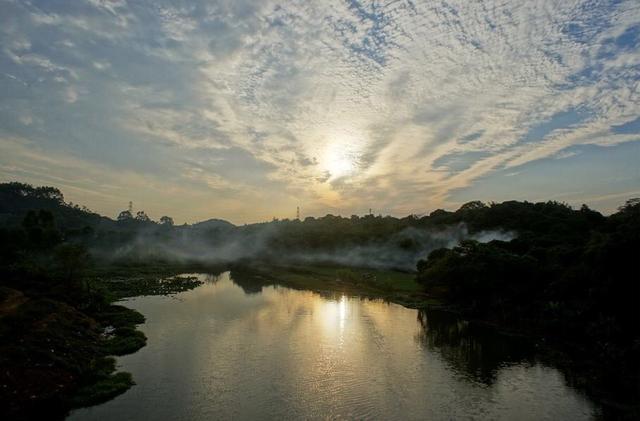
[72,372,134,407]
[71,357,134,408]
[281,264,419,291]
[94,304,145,326]
[101,327,147,356]
[65,304,147,407]
[320,265,420,292]
[230,262,430,308]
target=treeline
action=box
[0,182,485,265]
[0,181,632,264]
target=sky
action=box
[0,0,639,224]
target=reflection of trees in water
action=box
[228,270,266,294]
[415,308,534,384]
[201,273,223,284]
[416,308,628,418]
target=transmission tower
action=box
[296,206,300,220]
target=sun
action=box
[327,149,355,178]
[323,135,362,179]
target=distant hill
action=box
[192,218,236,230]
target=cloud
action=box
[554,150,581,160]
[0,0,638,222]
[64,86,78,103]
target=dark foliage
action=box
[417,199,640,413]
[0,200,147,420]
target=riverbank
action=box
[0,272,208,420]
[228,262,442,309]
[0,288,142,420]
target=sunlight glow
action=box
[321,295,349,338]
[327,150,355,179]
[339,295,347,327]
[322,132,365,180]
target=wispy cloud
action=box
[0,0,638,222]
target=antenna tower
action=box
[296,206,300,220]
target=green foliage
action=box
[94,304,145,327]
[20,209,62,250]
[336,268,360,283]
[0,182,64,203]
[117,209,133,221]
[55,243,90,281]
[135,210,151,222]
[418,240,539,316]
[159,215,174,226]
[101,327,147,356]
[71,357,134,408]
[96,275,204,298]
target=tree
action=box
[0,182,63,202]
[458,200,486,212]
[34,186,64,202]
[159,215,174,226]
[38,209,54,228]
[117,210,133,221]
[21,210,60,249]
[22,210,39,229]
[618,198,640,214]
[135,211,151,222]
[55,243,89,282]
[429,209,451,218]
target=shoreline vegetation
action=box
[0,284,144,419]
[0,265,217,420]
[1,181,638,420]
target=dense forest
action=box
[0,181,639,419]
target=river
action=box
[69,272,596,420]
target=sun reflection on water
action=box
[339,296,347,324]
[319,295,349,345]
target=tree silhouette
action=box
[135,211,150,222]
[117,210,133,221]
[55,243,89,282]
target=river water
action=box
[69,272,596,420]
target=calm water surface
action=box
[70,272,596,420]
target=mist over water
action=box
[95,223,513,271]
